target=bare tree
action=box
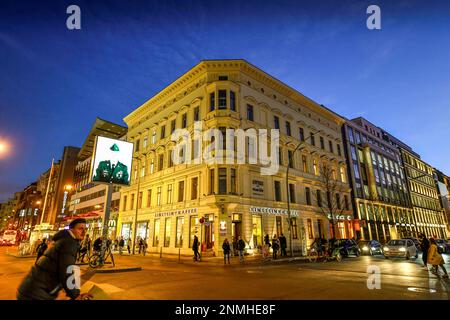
[312,162,349,239]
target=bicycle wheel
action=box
[89,254,100,268]
[308,251,318,263]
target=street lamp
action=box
[0,140,10,159]
[286,130,323,257]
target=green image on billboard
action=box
[93,143,130,184]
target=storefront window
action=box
[252,215,262,248]
[176,216,184,248]
[338,222,345,238]
[205,214,215,249]
[189,216,199,248]
[317,219,324,238]
[137,221,148,241]
[307,219,313,239]
[153,219,160,247]
[121,223,132,246]
[164,218,171,247]
[291,218,298,239]
[276,216,283,236]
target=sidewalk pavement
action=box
[110,250,311,267]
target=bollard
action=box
[160,246,162,258]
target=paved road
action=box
[1,247,449,300]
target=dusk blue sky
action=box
[1,0,450,202]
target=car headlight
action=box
[362,246,369,251]
[399,247,406,252]
[384,247,389,251]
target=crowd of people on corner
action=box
[199,233,289,265]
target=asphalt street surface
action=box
[1,247,449,300]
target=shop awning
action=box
[63,211,101,221]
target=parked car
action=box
[330,238,361,257]
[1,230,17,246]
[402,237,421,252]
[435,239,449,253]
[357,240,383,256]
[384,239,418,260]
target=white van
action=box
[2,230,18,245]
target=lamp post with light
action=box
[131,151,149,254]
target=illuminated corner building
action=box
[398,149,447,239]
[434,170,450,237]
[9,183,41,240]
[67,118,127,240]
[342,117,414,242]
[118,59,353,257]
[377,128,448,239]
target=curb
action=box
[92,266,142,274]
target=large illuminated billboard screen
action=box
[90,136,133,185]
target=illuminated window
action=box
[176,216,184,248]
[164,218,171,247]
[274,116,280,129]
[156,187,161,206]
[153,219,160,246]
[147,190,152,208]
[307,219,313,239]
[167,184,173,204]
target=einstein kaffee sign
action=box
[250,206,299,217]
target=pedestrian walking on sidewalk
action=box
[419,234,430,269]
[142,238,148,256]
[222,238,231,264]
[232,237,238,257]
[192,235,200,261]
[279,233,287,257]
[237,236,246,263]
[118,237,125,255]
[78,234,91,263]
[264,234,270,246]
[272,235,280,260]
[428,238,449,278]
[17,218,93,300]
[138,237,144,254]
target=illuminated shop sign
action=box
[327,214,353,221]
[250,206,299,217]
[155,208,197,218]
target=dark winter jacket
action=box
[421,238,430,253]
[36,243,48,256]
[222,242,231,254]
[17,230,81,300]
[272,239,280,251]
[192,237,199,251]
[93,238,102,251]
[279,236,287,248]
[237,239,246,251]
